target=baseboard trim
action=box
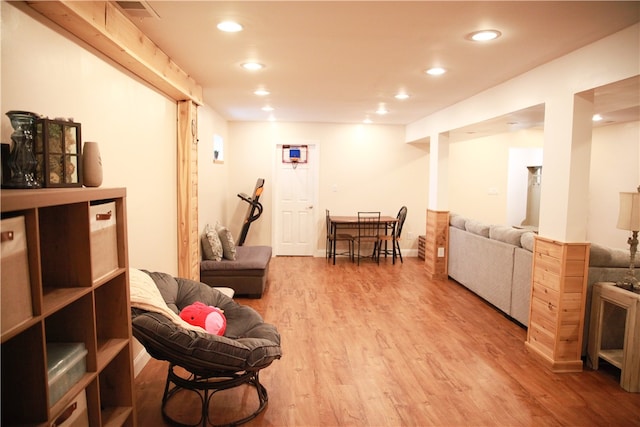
[134,347,152,377]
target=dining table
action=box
[329,215,398,231]
[328,214,399,262]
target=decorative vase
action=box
[3,110,40,189]
[82,141,103,187]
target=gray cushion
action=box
[201,224,223,261]
[131,271,281,374]
[609,248,631,267]
[216,222,237,260]
[520,232,536,252]
[465,220,490,238]
[450,213,467,230]
[590,243,630,267]
[201,245,272,272]
[489,225,525,247]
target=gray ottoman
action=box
[200,245,272,298]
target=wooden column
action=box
[424,209,449,280]
[177,101,199,281]
[526,236,590,372]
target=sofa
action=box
[200,245,272,298]
[447,213,630,353]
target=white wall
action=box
[225,121,430,253]
[444,122,639,248]
[197,104,229,233]
[1,2,179,274]
[448,129,544,224]
[589,121,640,250]
[210,117,638,256]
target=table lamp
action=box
[616,185,640,291]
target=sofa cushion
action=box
[215,222,237,260]
[201,224,223,261]
[201,246,272,274]
[520,232,535,252]
[450,213,467,230]
[465,220,490,238]
[489,225,525,247]
[590,243,630,267]
[609,248,631,267]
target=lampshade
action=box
[617,191,640,231]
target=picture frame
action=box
[34,118,82,187]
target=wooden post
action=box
[424,209,449,280]
[177,101,199,281]
[525,236,590,372]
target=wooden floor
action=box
[135,256,640,426]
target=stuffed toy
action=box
[179,302,227,336]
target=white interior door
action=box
[274,144,317,256]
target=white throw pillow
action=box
[201,224,223,261]
[215,222,237,260]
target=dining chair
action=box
[326,209,354,264]
[355,211,381,265]
[378,206,408,264]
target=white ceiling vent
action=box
[115,1,160,19]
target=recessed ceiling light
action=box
[468,30,501,42]
[395,93,410,100]
[217,21,243,32]
[254,89,270,96]
[241,62,264,71]
[426,67,446,76]
[262,105,274,112]
[592,114,603,122]
[268,115,276,122]
[376,106,388,115]
[363,117,372,124]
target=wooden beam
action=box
[26,1,203,105]
[177,101,199,281]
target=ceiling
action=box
[448,76,640,142]
[121,1,640,128]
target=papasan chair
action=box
[129,269,282,427]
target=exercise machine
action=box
[236,178,265,246]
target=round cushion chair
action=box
[130,269,282,426]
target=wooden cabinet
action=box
[1,188,136,426]
[525,236,589,372]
